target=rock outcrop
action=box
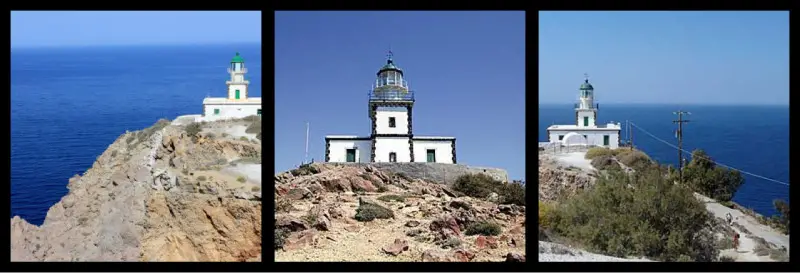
[10,118,262,261]
[538,155,595,201]
[274,163,525,262]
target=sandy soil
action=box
[222,164,261,185]
[539,241,651,262]
[548,152,596,172]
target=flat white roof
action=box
[203,97,262,105]
[547,124,621,131]
[413,136,456,140]
[325,135,368,139]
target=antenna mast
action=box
[304,122,310,164]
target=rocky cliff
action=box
[274,163,526,262]
[10,118,262,261]
[537,156,595,201]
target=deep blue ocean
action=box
[540,104,790,217]
[11,44,262,225]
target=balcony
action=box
[574,103,599,110]
[227,68,248,74]
[226,80,250,85]
[369,89,415,102]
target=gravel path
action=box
[538,241,651,262]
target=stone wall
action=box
[319,162,509,185]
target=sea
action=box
[11,44,262,225]
[540,104,790,217]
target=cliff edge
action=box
[10,118,263,261]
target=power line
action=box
[629,122,789,187]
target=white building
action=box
[199,52,261,121]
[325,53,457,163]
[546,75,621,148]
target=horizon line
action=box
[538,102,789,107]
[11,41,262,50]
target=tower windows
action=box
[389,117,396,128]
[389,152,397,162]
[426,149,436,163]
[257,109,262,116]
[214,109,220,115]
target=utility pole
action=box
[673,111,691,183]
[629,121,634,151]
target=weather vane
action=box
[387,50,393,60]
[584,73,589,81]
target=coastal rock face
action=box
[10,119,262,261]
[274,163,526,262]
[538,156,596,201]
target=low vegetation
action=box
[377,194,406,203]
[683,149,744,202]
[589,155,621,172]
[452,173,525,206]
[185,122,202,141]
[465,221,502,236]
[275,227,290,249]
[291,163,318,176]
[354,201,394,222]
[544,165,719,262]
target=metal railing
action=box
[369,89,415,102]
[574,103,599,109]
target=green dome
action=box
[231,52,244,63]
[580,79,594,90]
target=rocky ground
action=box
[538,150,790,262]
[10,117,262,262]
[274,163,526,262]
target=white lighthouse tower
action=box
[546,74,621,148]
[200,52,262,121]
[325,52,457,163]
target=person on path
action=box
[733,233,740,251]
[726,212,733,225]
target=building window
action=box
[214,109,220,115]
[426,149,436,163]
[389,117,396,128]
[257,109,262,116]
[389,152,397,162]
[558,135,564,141]
[604,135,610,146]
[346,149,356,162]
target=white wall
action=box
[549,130,620,148]
[374,137,411,162]
[202,103,261,121]
[327,139,372,162]
[227,83,248,100]
[375,107,409,134]
[412,139,454,163]
[577,111,595,127]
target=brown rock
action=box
[429,215,461,239]
[275,215,308,232]
[283,230,317,251]
[405,220,421,227]
[308,205,332,231]
[505,253,525,262]
[286,187,312,200]
[420,249,476,262]
[382,239,409,256]
[344,225,362,232]
[476,235,499,249]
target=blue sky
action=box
[539,11,789,105]
[275,11,526,180]
[10,11,261,48]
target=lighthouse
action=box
[200,52,262,121]
[325,52,457,163]
[546,74,621,148]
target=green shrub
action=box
[185,122,202,137]
[252,186,261,192]
[441,237,462,249]
[276,197,293,213]
[539,200,555,229]
[237,176,247,183]
[452,173,501,198]
[275,227,290,249]
[354,202,394,222]
[616,150,652,171]
[197,176,207,182]
[240,136,249,141]
[772,199,790,234]
[221,133,229,138]
[395,172,412,181]
[718,255,735,262]
[683,149,744,202]
[497,181,525,206]
[590,155,621,172]
[549,166,718,262]
[377,194,405,202]
[245,119,261,134]
[290,163,318,176]
[206,133,215,139]
[241,115,260,122]
[585,147,615,159]
[181,169,189,175]
[465,221,502,236]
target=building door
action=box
[426,149,436,163]
[346,149,356,162]
[214,109,220,115]
[583,117,589,127]
[235,90,240,99]
[603,135,609,146]
[257,109,262,116]
[389,152,396,162]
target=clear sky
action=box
[539,11,789,105]
[11,11,261,48]
[275,11,526,180]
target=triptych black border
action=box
[2,8,796,272]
